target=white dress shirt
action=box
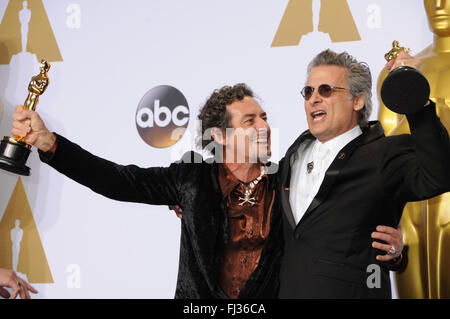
[289,125,363,225]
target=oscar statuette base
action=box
[0,137,32,176]
[381,66,430,115]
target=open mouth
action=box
[256,136,268,142]
[251,130,270,144]
[253,137,269,145]
[311,110,327,122]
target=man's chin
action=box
[308,127,322,140]
[255,150,271,164]
[258,155,271,164]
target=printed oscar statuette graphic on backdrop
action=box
[380,41,430,114]
[0,0,62,65]
[271,0,360,47]
[0,0,61,123]
[0,60,50,175]
[0,177,53,284]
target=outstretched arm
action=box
[12,105,183,206]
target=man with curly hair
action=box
[9,83,281,299]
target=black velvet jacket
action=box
[39,137,283,298]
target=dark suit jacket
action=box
[278,102,450,299]
[39,139,283,299]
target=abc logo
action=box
[136,85,190,148]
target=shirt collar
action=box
[316,125,363,157]
[218,164,240,198]
[218,164,269,198]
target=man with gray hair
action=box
[278,49,450,298]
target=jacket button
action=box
[294,232,301,240]
[242,258,247,264]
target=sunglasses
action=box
[301,84,349,101]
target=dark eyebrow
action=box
[241,112,267,123]
[241,113,256,121]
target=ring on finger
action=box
[388,245,397,255]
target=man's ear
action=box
[211,127,226,146]
[353,92,365,111]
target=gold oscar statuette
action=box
[380,40,430,114]
[0,60,51,176]
[378,1,450,298]
[383,40,411,61]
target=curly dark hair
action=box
[197,83,254,154]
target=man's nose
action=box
[308,88,323,106]
[255,118,270,131]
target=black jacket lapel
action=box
[279,130,315,229]
[296,122,385,227]
[209,162,230,298]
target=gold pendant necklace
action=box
[238,166,267,207]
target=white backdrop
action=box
[0,0,433,298]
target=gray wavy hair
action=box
[306,49,372,127]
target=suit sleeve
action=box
[380,101,450,202]
[39,133,182,205]
[387,248,408,274]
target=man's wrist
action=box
[39,132,57,153]
[389,253,403,266]
[38,133,58,163]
